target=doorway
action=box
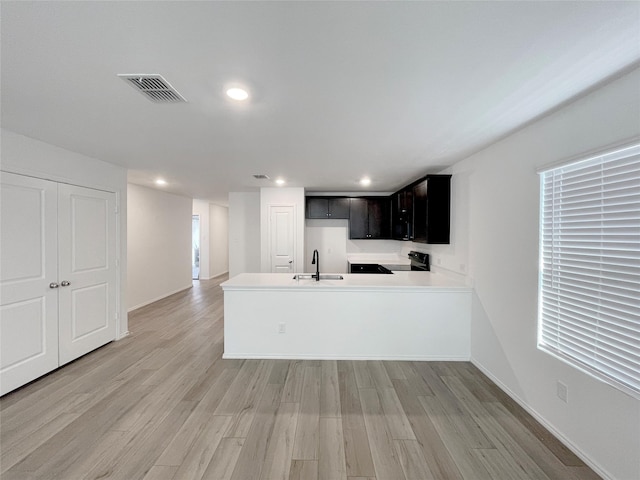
[269,205,295,273]
[192,214,200,280]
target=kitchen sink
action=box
[292,274,344,280]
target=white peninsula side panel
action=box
[222,273,471,361]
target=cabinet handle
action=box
[61,280,71,287]
[49,282,59,289]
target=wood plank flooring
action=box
[0,276,601,480]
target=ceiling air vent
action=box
[253,174,271,180]
[118,74,186,103]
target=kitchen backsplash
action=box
[347,238,406,254]
[305,219,431,273]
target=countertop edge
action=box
[221,272,471,291]
[221,284,472,293]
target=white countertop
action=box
[221,271,470,292]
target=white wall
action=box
[260,187,305,273]
[305,219,349,273]
[209,203,229,278]
[127,184,192,311]
[1,129,129,337]
[445,68,640,480]
[228,191,261,278]
[192,199,211,280]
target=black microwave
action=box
[393,219,412,241]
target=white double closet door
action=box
[1,172,117,395]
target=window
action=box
[538,143,640,397]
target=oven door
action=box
[410,263,429,271]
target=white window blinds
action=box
[538,144,640,397]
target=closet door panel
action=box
[0,173,59,395]
[58,184,116,365]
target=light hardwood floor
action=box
[1,276,601,480]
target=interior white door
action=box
[57,184,117,365]
[0,173,59,395]
[269,205,295,273]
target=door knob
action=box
[49,282,59,288]
[61,281,71,287]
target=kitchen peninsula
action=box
[221,271,472,360]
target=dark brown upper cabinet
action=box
[305,174,450,244]
[306,196,350,219]
[411,175,451,244]
[349,197,391,239]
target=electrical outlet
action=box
[557,381,568,403]
[278,322,286,334]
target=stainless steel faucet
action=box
[311,249,320,281]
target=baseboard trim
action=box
[116,330,130,340]
[199,271,229,281]
[470,358,612,480]
[222,353,471,361]
[127,284,193,312]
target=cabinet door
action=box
[350,263,379,273]
[412,180,428,243]
[425,176,451,244]
[0,173,59,395]
[392,190,413,239]
[306,197,329,218]
[367,197,391,239]
[328,197,350,219]
[349,198,368,239]
[400,189,413,216]
[58,184,117,365]
[392,192,402,239]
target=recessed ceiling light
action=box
[155,178,167,186]
[275,178,286,186]
[226,87,249,101]
[360,177,371,187]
